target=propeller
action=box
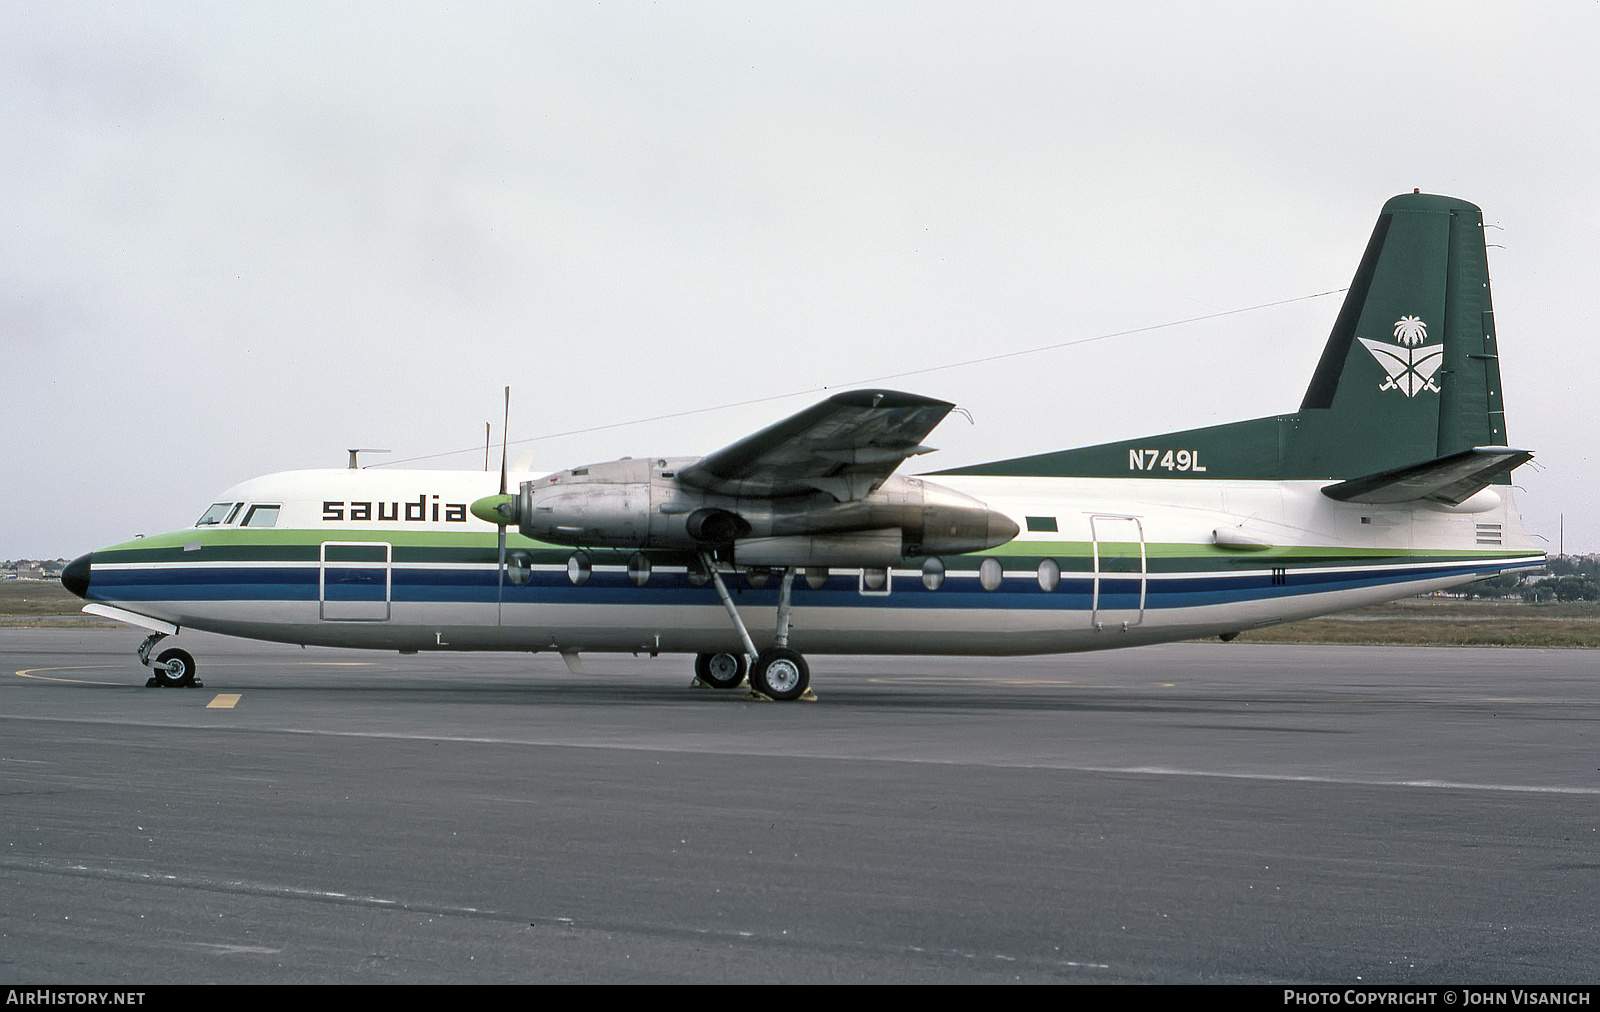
[468,388,527,632]
[496,386,509,631]
[468,389,521,629]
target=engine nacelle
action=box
[734,529,904,568]
[507,456,1019,560]
[518,457,656,546]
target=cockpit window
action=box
[196,502,235,526]
[241,505,281,528]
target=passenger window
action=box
[195,503,234,526]
[979,557,1004,591]
[241,505,281,528]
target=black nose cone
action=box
[61,553,92,599]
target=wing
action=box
[677,389,955,500]
[1321,446,1533,505]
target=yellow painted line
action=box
[14,660,373,680]
[206,694,242,709]
[14,666,124,686]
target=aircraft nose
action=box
[61,553,92,599]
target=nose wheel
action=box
[152,648,198,688]
[136,633,202,688]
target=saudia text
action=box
[323,497,469,523]
[1128,449,1206,472]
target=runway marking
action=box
[0,856,1110,975]
[991,679,1079,686]
[279,732,1600,796]
[207,694,242,709]
[6,710,1592,797]
[188,942,282,955]
[1067,766,1600,796]
[335,737,1600,796]
[13,666,124,686]
[12,661,377,685]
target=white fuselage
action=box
[78,469,1542,658]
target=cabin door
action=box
[1090,516,1145,630]
[319,541,392,621]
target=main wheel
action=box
[750,647,809,701]
[154,648,197,688]
[694,651,748,689]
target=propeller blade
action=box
[497,386,510,631]
[496,387,508,634]
[500,385,509,496]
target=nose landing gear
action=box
[137,633,201,688]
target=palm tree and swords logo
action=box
[1357,315,1444,397]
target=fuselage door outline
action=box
[1090,515,1146,630]
[319,541,393,622]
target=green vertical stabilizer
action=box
[937,193,1511,481]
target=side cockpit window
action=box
[241,504,281,528]
[195,502,243,527]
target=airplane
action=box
[60,192,1544,701]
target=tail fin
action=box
[937,192,1514,480]
[1297,191,1507,466]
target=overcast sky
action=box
[4,1,1596,558]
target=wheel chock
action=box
[742,687,819,702]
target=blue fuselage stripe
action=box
[85,559,1512,611]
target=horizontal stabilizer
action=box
[1320,447,1532,506]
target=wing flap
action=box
[678,390,955,500]
[1321,446,1533,505]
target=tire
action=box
[694,651,747,689]
[154,648,196,688]
[750,647,809,701]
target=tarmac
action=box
[2,627,1596,983]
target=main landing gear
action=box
[137,632,202,688]
[693,651,747,689]
[698,554,814,702]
